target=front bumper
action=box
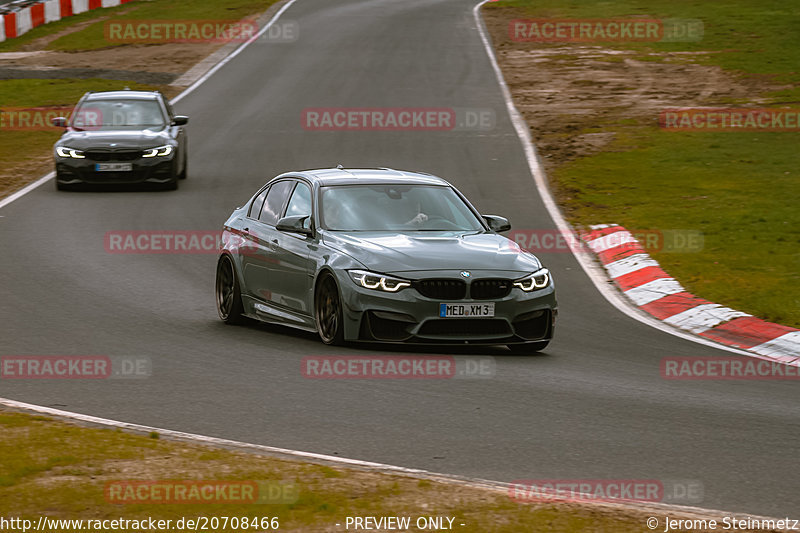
[337,271,557,345]
[55,154,176,185]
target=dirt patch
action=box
[0,43,222,81]
[481,6,785,188]
[0,66,177,84]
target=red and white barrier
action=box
[0,0,135,43]
[582,224,800,364]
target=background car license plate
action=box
[439,303,495,318]
[96,163,132,172]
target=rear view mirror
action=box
[483,215,511,232]
[172,116,189,126]
[276,215,313,236]
[51,117,67,128]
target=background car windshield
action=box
[320,184,484,231]
[72,99,167,130]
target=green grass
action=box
[489,0,800,327]
[0,411,655,532]
[494,0,800,86]
[0,0,280,52]
[50,0,278,52]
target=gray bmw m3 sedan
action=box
[215,167,557,353]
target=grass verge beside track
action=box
[0,0,279,52]
[0,409,676,533]
[484,0,800,328]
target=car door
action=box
[241,180,293,305]
[270,181,315,315]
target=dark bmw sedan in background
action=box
[216,167,557,353]
[52,90,188,190]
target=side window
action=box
[259,180,294,226]
[248,188,268,219]
[285,183,312,218]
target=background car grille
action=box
[470,279,512,299]
[414,279,466,300]
[85,150,142,161]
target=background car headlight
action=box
[513,268,550,291]
[142,145,173,158]
[349,270,410,292]
[56,147,85,158]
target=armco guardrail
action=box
[0,0,137,43]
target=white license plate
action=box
[95,163,132,172]
[439,303,495,318]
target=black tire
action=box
[216,255,244,324]
[315,273,345,345]
[178,149,187,179]
[507,340,550,354]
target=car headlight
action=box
[349,270,410,292]
[56,146,85,158]
[142,145,173,158]
[513,268,551,292]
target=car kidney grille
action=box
[414,279,466,300]
[470,279,512,300]
[85,151,141,161]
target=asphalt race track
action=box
[1,0,798,518]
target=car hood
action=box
[321,231,542,275]
[57,129,170,150]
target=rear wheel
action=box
[315,273,345,345]
[507,340,550,354]
[216,255,244,324]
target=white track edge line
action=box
[472,0,753,357]
[0,397,783,522]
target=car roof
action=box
[276,168,451,187]
[84,91,162,101]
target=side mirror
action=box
[51,117,68,128]
[483,215,511,232]
[172,115,189,126]
[276,215,313,236]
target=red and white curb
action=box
[582,224,800,365]
[0,0,136,43]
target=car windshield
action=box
[71,99,167,131]
[320,184,485,232]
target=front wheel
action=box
[507,340,550,354]
[178,149,187,179]
[216,255,244,324]
[315,273,345,345]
